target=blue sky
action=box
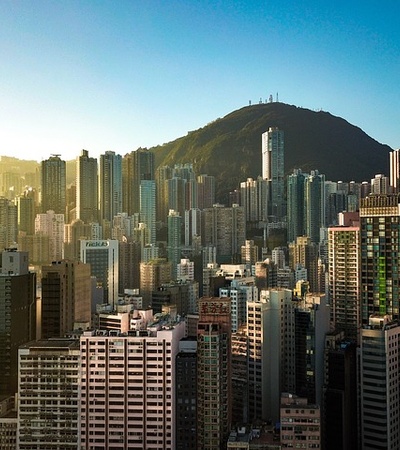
[1,0,399,162]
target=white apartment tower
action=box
[262,127,285,219]
[79,320,185,449]
[247,288,295,422]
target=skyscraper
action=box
[76,149,98,223]
[122,148,155,215]
[80,239,119,308]
[99,151,122,223]
[360,194,400,324]
[167,209,182,279]
[34,210,64,262]
[0,249,36,397]
[262,127,285,219]
[328,225,361,341]
[17,339,80,449]
[41,154,66,214]
[360,315,400,450]
[140,179,156,245]
[202,204,246,264]
[304,170,325,244]
[390,149,400,193]
[287,169,306,243]
[0,197,17,251]
[41,260,92,338]
[197,297,232,449]
[80,320,185,449]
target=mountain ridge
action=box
[150,102,392,201]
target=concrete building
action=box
[262,127,285,219]
[99,151,122,224]
[360,315,400,450]
[220,278,258,333]
[328,225,360,341]
[80,318,185,449]
[80,239,119,308]
[240,177,269,224]
[280,393,321,449]
[203,204,246,264]
[17,339,80,449]
[389,149,400,193]
[360,194,400,324]
[40,155,66,215]
[122,148,154,216]
[197,297,232,450]
[76,149,98,223]
[167,209,182,279]
[41,260,92,338]
[0,250,36,397]
[140,258,172,307]
[34,210,64,262]
[175,338,197,450]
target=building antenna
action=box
[276,92,279,102]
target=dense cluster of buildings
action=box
[0,131,399,449]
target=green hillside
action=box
[151,102,392,202]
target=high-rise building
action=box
[289,236,318,292]
[184,208,202,247]
[287,169,306,243]
[390,149,400,193]
[0,249,36,397]
[360,194,400,324]
[34,210,64,262]
[231,327,249,424]
[140,179,156,245]
[295,293,331,406]
[324,334,358,450]
[41,260,92,338]
[99,151,122,223]
[262,127,285,219]
[220,278,257,333]
[328,225,360,341]
[304,170,325,244]
[371,173,390,194]
[360,315,400,450]
[0,197,17,251]
[80,319,185,449]
[80,239,119,307]
[17,191,36,236]
[175,338,197,450]
[240,177,269,224]
[76,149,98,223]
[64,219,93,261]
[41,155,66,214]
[167,210,182,279]
[140,258,172,306]
[197,174,215,210]
[122,148,155,215]
[197,297,231,449]
[17,339,80,449]
[202,204,246,264]
[156,165,173,223]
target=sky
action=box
[1,0,399,162]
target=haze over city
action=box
[1,0,399,161]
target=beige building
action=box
[79,318,185,449]
[280,393,320,448]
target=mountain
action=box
[151,102,392,202]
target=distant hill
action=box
[151,102,392,202]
